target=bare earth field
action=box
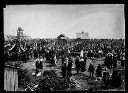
[20,57,125,91]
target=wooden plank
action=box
[9,68,12,91]
[14,69,17,91]
[13,68,15,91]
[9,68,13,91]
[4,67,7,90]
[4,66,19,91]
[6,67,10,91]
[6,67,9,91]
[15,69,18,91]
[5,68,8,91]
[11,68,15,91]
[13,69,16,91]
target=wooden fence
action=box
[4,65,20,91]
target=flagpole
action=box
[13,28,15,36]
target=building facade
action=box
[76,31,90,39]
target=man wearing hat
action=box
[96,64,102,77]
[112,53,117,69]
[120,52,125,67]
[80,56,85,72]
[88,63,95,79]
[35,58,40,75]
[75,56,80,74]
[67,57,73,77]
[104,51,113,69]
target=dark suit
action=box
[75,58,81,74]
[67,60,72,76]
[88,64,95,78]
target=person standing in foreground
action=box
[61,61,67,78]
[67,57,73,77]
[61,57,67,78]
[111,70,122,88]
[103,70,110,89]
[35,59,40,75]
[104,52,113,69]
[39,56,43,71]
[88,63,95,79]
[112,53,117,69]
[96,64,102,77]
[75,56,80,74]
[54,54,57,66]
[80,57,85,72]
[120,53,125,67]
[117,73,122,88]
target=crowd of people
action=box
[60,53,124,89]
[4,38,125,89]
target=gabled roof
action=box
[57,34,65,39]
[57,34,69,40]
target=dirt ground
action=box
[21,57,125,91]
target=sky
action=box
[4,4,125,39]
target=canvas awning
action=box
[8,44,26,53]
[8,44,16,51]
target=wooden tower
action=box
[17,27,23,45]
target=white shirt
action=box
[40,58,43,62]
[80,50,83,57]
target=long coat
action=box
[75,58,81,69]
[113,56,117,69]
[80,58,85,72]
[103,71,110,87]
[67,60,72,76]
[61,62,67,77]
[88,64,95,73]
[111,70,119,87]
[39,59,43,70]
[96,65,102,77]
[104,54,113,68]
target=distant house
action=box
[76,31,90,39]
[56,34,69,47]
[57,34,69,40]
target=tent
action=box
[8,44,26,53]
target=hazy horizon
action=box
[4,4,125,39]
